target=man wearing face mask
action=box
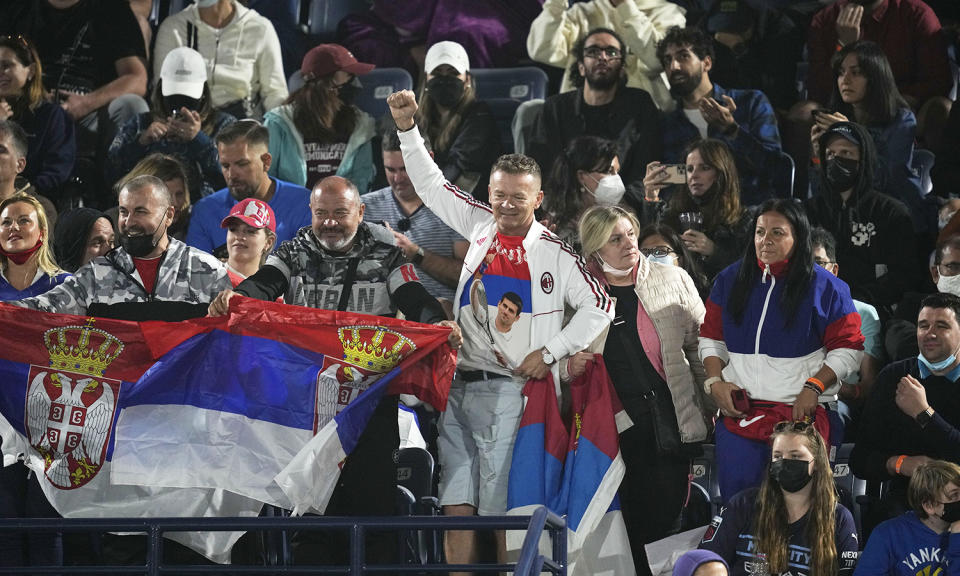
[857,460,960,576]
[851,293,960,534]
[805,122,919,320]
[264,44,376,193]
[13,174,230,320]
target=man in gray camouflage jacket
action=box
[208,174,459,567]
[16,175,230,320]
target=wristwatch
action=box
[541,347,556,366]
[410,247,425,265]
[916,406,935,429]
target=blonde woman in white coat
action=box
[569,204,711,576]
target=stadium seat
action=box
[912,148,935,197]
[774,152,796,199]
[396,447,441,565]
[288,70,304,94]
[949,42,958,102]
[471,67,549,154]
[356,68,414,121]
[690,443,722,518]
[306,0,371,42]
[832,443,867,542]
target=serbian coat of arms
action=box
[24,319,123,489]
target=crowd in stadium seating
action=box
[0,0,959,573]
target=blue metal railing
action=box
[0,508,566,575]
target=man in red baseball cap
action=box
[220,197,277,286]
[263,44,378,193]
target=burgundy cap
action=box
[301,44,375,81]
[220,198,276,233]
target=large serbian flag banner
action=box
[0,298,456,562]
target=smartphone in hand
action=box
[662,164,687,185]
[731,388,751,413]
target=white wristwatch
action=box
[703,376,722,395]
[541,347,556,366]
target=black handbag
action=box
[613,327,683,455]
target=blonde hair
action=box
[0,194,61,276]
[755,423,837,576]
[578,205,641,259]
[909,460,960,519]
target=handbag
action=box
[613,327,682,455]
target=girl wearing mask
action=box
[108,47,235,201]
[265,44,376,192]
[415,41,501,202]
[571,205,709,576]
[0,194,67,570]
[698,421,859,576]
[641,139,752,280]
[541,135,624,250]
[0,35,75,201]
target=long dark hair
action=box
[415,73,477,155]
[664,138,743,233]
[150,80,220,136]
[829,41,908,125]
[287,76,358,143]
[544,135,619,226]
[727,199,814,325]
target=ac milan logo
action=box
[540,272,554,294]
[25,367,121,489]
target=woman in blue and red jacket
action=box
[698,198,865,502]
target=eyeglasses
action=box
[396,217,410,232]
[640,246,675,258]
[583,46,623,60]
[814,258,835,267]
[939,263,960,277]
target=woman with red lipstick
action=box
[0,194,67,300]
[0,193,66,570]
[641,139,751,280]
[698,198,865,503]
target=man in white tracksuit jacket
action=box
[389,89,614,569]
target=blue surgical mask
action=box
[647,253,676,266]
[919,346,960,374]
[196,0,219,8]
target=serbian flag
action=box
[506,356,635,576]
[0,298,456,562]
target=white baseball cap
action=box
[424,41,469,75]
[160,47,207,99]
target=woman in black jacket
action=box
[415,41,501,202]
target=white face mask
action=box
[587,173,626,206]
[938,273,960,297]
[196,0,219,8]
[596,254,633,278]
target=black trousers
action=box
[618,417,691,576]
[291,395,400,567]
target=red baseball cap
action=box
[301,44,375,81]
[220,198,276,233]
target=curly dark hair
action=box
[655,26,715,68]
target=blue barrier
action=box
[0,508,566,575]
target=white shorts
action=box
[437,374,524,516]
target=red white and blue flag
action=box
[506,355,635,576]
[0,299,456,562]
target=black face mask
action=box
[120,218,166,258]
[825,156,860,193]
[164,94,202,116]
[336,77,362,106]
[940,501,960,524]
[769,458,813,493]
[427,76,465,109]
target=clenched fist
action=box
[387,90,419,131]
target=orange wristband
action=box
[806,377,826,393]
[836,42,845,52]
[895,454,907,475]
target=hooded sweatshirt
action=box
[805,121,919,317]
